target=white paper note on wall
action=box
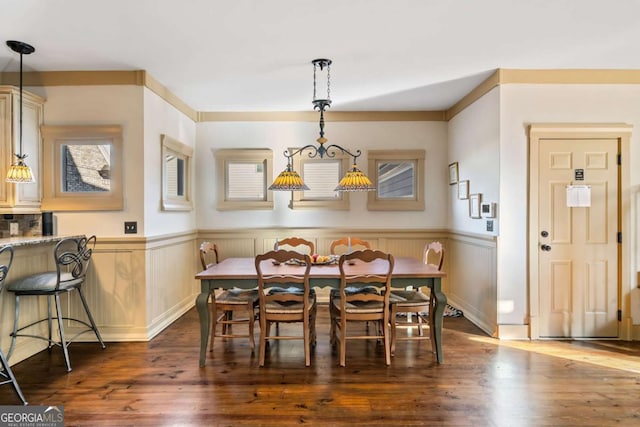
[566,185,591,207]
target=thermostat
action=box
[481,202,496,218]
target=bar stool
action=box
[7,235,106,372]
[0,245,27,405]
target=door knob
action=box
[541,244,551,252]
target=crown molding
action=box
[197,110,446,122]
[445,68,640,120]
[3,68,640,124]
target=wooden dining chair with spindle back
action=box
[200,242,259,353]
[389,241,444,356]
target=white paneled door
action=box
[537,137,619,338]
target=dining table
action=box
[194,256,447,367]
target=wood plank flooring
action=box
[1,306,640,426]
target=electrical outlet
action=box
[124,221,137,234]
[486,220,494,232]
[9,222,19,236]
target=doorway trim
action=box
[528,123,632,340]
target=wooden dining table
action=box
[195,256,447,367]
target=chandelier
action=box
[5,40,36,183]
[269,59,375,192]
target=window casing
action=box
[215,148,273,210]
[161,134,193,211]
[41,125,123,211]
[289,149,350,210]
[367,149,425,211]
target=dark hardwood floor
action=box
[2,306,640,426]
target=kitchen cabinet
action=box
[0,86,45,213]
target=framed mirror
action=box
[161,134,193,211]
[41,125,123,211]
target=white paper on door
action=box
[566,185,591,207]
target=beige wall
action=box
[35,85,145,237]
[195,120,448,229]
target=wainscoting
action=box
[2,228,500,365]
[445,232,497,337]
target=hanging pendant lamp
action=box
[5,40,35,183]
[269,59,375,192]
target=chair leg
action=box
[339,317,347,367]
[54,295,72,372]
[310,302,317,347]
[77,288,106,349]
[329,301,336,346]
[247,303,255,352]
[383,316,391,366]
[7,295,20,361]
[47,295,53,349]
[0,349,27,405]
[258,314,267,367]
[390,305,397,356]
[304,317,310,367]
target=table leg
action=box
[196,287,212,367]
[430,278,447,363]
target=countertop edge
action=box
[0,235,85,248]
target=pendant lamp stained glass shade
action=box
[269,59,375,192]
[5,40,35,183]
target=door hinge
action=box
[618,153,622,165]
[618,232,622,243]
[618,310,622,321]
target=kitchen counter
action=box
[0,235,84,248]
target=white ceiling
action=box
[2,0,640,112]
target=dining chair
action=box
[0,245,27,405]
[329,237,377,336]
[389,241,444,356]
[6,235,105,372]
[200,242,259,353]
[329,236,371,255]
[330,249,394,367]
[272,237,315,332]
[255,250,316,367]
[274,237,315,255]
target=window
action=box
[215,149,273,210]
[367,149,425,211]
[41,125,123,211]
[161,134,193,211]
[289,149,350,210]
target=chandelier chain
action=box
[313,62,317,101]
[326,63,330,101]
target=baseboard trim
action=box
[497,324,530,340]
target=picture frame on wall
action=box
[458,180,469,200]
[448,162,459,185]
[470,193,482,218]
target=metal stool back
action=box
[0,245,27,404]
